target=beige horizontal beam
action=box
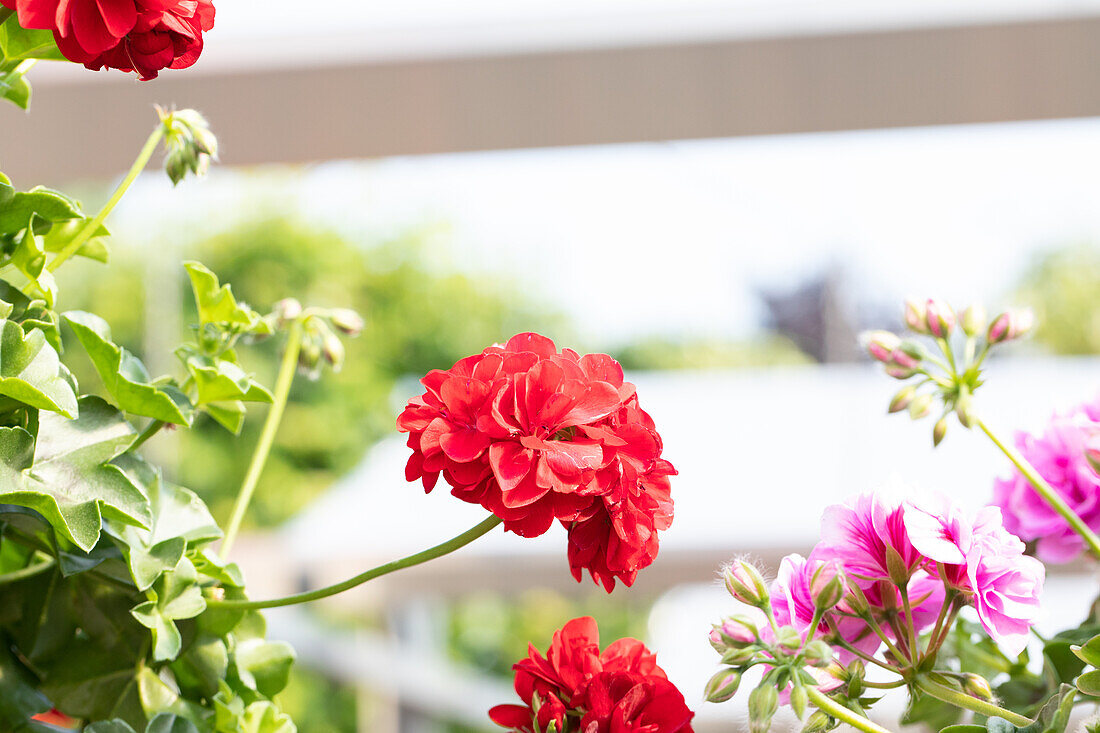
[3,15,1100,185]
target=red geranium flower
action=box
[397,333,677,591]
[489,616,695,733]
[0,0,214,80]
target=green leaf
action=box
[1020,685,1076,733]
[0,397,149,551]
[0,320,77,416]
[0,187,81,236]
[41,218,109,262]
[0,22,64,61]
[135,667,207,726]
[177,347,272,406]
[86,722,139,733]
[38,639,145,727]
[0,70,30,110]
[130,556,206,662]
[110,455,220,590]
[0,282,62,352]
[940,726,987,733]
[1076,669,1100,696]
[171,635,229,700]
[1071,634,1100,668]
[204,400,245,434]
[64,311,194,425]
[240,701,296,733]
[185,261,260,328]
[145,713,200,733]
[232,639,295,699]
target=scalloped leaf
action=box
[131,556,205,662]
[0,320,76,416]
[184,261,260,328]
[0,187,81,236]
[232,639,295,699]
[176,346,271,406]
[0,397,149,551]
[64,311,193,425]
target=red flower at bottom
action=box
[489,617,694,733]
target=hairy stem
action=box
[47,123,166,274]
[914,677,1031,727]
[977,417,1100,559]
[219,320,303,559]
[206,515,503,610]
[805,686,896,733]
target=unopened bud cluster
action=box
[266,303,365,380]
[158,107,219,185]
[861,299,1034,447]
[708,559,852,733]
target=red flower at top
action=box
[1,0,215,80]
[489,616,695,733]
[397,333,676,591]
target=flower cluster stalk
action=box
[913,677,1031,727]
[219,319,303,559]
[206,514,503,610]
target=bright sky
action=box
[114,115,1100,345]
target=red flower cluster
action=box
[489,617,694,733]
[1,0,215,80]
[397,333,676,591]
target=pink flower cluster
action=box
[771,491,1043,656]
[397,333,676,591]
[992,399,1100,563]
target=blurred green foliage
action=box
[1015,244,1100,354]
[613,334,810,371]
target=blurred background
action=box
[5,0,1100,730]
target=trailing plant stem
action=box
[47,124,166,273]
[206,515,503,610]
[220,319,303,559]
[914,677,1031,727]
[805,686,895,733]
[976,417,1100,559]
[0,555,55,585]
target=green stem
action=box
[914,677,1031,727]
[206,514,503,610]
[46,123,165,274]
[0,555,55,585]
[900,592,919,664]
[805,686,896,733]
[219,320,303,559]
[128,419,166,453]
[977,417,1100,559]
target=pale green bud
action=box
[748,684,779,733]
[933,416,948,447]
[704,668,742,703]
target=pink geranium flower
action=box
[992,402,1100,563]
[905,498,1044,655]
[817,492,924,585]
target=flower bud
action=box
[888,385,918,414]
[329,307,364,336]
[845,660,866,698]
[961,673,994,701]
[888,347,920,371]
[933,416,948,447]
[904,299,929,334]
[724,560,770,608]
[885,364,918,380]
[860,330,900,363]
[960,305,987,337]
[810,560,845,611]
[790,684,809,720]
[803,640,833,667]
[272,298,302,324]
[1085,433,1100,476]
[802,710,832,733]
[775,625,802,652]
[321,332,345,371]
[987,308,1034,344]
[715,616,759,646]
[721,646,757,666]
[160,107,218,185]
[955,390,974,429]
[840,582,870,617]
[748,684,779,733]
[925,299,956,338]
[704,668,742,703]
[908,393,933,419]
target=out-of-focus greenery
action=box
[1014,244,1100,354]
[276,667,359,732]
[60,216,568,526]
[613,335,810,371]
